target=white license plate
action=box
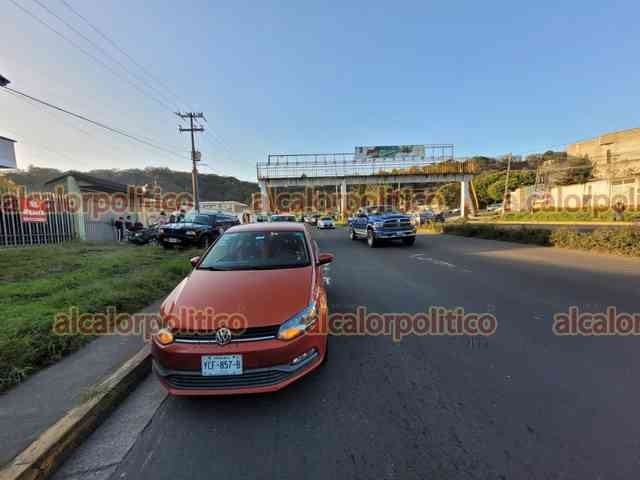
[201,355,243,376]
[167,238,180,243]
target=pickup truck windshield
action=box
[181,213,212,225]
[198,231,310,270]
[367,206,400,215]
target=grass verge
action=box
[0,242,197,393]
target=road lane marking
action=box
[410,253,471,273]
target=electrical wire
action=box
[58,0,194,112]
[1,86,188,160]
[9,0,176,113]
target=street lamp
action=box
[0,74,10,87]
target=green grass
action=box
[0,242,198,393]
[501,210,640,222]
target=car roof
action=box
[226,222,306,233]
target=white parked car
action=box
[317,216,335,229]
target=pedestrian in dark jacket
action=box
[114,217,124,242]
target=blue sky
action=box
[2,0,639,181]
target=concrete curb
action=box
[0,346,151,480]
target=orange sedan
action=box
[152,222,334,395]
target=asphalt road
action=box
[53,228,640,480]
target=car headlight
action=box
[185,230,197,236]
[156,328,174,346]
[278,301,319,340]
[159,227,165,233]
[373,221,384,229]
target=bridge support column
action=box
[460,179,468,218]
[340,180,347,219]
[259,181,270,213]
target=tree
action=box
[472,170,536,206]
[551,156,593,186]
[435,183,460,209]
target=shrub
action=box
[550,227,640,256]
[444,223,640,257]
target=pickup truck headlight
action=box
[185,230,197,236]
[373,221,384,229]
[278,301,318,340]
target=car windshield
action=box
[321,217,332,221]
[271,215,296,222]
[198,231,310,270]
[180,213,211,225]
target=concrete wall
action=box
[567,127,640,179]
[510,176,639,211]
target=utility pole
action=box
[501,153,512,217]
[176,112,205,213]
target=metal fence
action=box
[0,193,77,248]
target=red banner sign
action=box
[20,197,48,223]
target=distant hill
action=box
[5,166,258,204]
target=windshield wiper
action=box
[250,264,308,270]
[197,266,230,271]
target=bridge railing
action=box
[257,152,478,180]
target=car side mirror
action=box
[317,253,334,265]
[190,256,201,268]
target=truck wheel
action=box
[402,237,416,246]
[367,229,378,248]
[349,228,358,240]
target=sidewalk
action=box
[0,300,161,467]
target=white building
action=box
[199,200,249,214]
[0,136,17,169]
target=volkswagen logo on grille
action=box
[215,327,232,345]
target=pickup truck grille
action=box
[382,218,411,229]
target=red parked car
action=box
[152,222,334,395]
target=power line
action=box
[33,0,184,112]
[1,86,187,160]
[9,0,176,113]
[58,0,194,112]
[14,0,237,170]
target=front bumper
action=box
[152,330,327,395]
[373,229,416,239]
[158,234,199,247]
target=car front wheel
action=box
[349,228,358,240]
[367,229,378,248]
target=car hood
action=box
[162,222,209,230]
[160,266,314,330]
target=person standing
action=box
[613,201,626,221]
[114,217,124,242]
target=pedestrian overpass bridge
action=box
[256,146,478,216]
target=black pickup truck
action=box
[158,211,240,249]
